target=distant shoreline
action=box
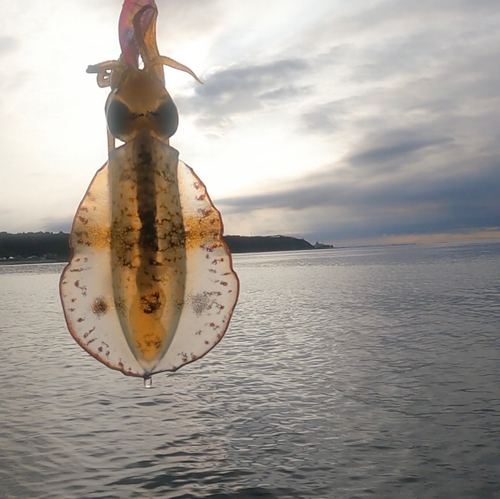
[0,232,334,262]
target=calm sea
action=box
[0,242,499,499]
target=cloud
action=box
[302,97,355,134]
[259,85,312,102]
[176,58,310,126]
[193,0,500,243]
[218,142,500,242]
[346,131,455,174]
[0,37,19,57]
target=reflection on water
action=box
[1,242,499,498]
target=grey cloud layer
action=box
[219,154,499,240]
[188,0,500,242]
[0,37,19,56]
[177,58,310,126]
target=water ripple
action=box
[1,243,499,498]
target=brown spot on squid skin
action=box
[182,211,223,251]
[73,223,111,251]
[91,296,109,316]
[140,292,162,314]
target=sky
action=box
[1,0,499,246]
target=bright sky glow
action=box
[1,0,499,245]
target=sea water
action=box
[0,242,499,498]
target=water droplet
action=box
[144,376,153,389]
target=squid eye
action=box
[107,99,131,138]
[156,98,179,139]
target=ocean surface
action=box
[0,242,499,499]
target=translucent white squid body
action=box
[60,0,239,381]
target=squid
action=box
[60,0,239,386]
